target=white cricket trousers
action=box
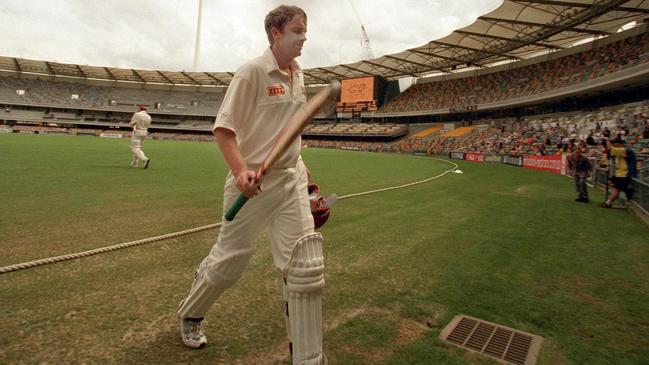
[178,159,315,319]
[130,130,149,162]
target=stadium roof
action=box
[0,0,647,87]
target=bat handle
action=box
[224,194,249,221]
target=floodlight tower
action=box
[193,0,203,71]
[347,0,375,60]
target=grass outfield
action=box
[1,133,648,364]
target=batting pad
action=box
[284,233,327,364]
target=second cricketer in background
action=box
[129,105,151,169]
[177,5,327,364]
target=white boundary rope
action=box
[0,157,458,274]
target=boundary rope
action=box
[0,157,458,274]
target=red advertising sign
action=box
[522,155,563,174]
[464,153,485,162]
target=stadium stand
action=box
[411,125,442,138]
[302,122,408,140]
[380,30,649,115]
[0,75,225,115]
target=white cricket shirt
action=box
[213,47,307,168]
[130,111,152,132]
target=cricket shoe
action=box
[179,318,207,348]
[178,298,207,349]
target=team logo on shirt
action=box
[267,85,285,96]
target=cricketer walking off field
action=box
[176,5,327,364]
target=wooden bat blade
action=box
[260,80,341,174]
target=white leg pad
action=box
[283,233,327,365]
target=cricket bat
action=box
[224,80,341,221]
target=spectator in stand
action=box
[603,127,611,139]
[597,139,610,169]
[568,143,592,203]
[601,137,638,208]
[586,132,596,146]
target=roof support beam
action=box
[204,72,228,86]
[455,30,563,49]
[13,58,22,72]
[44,61,57,76]
[75,65,88,78]
[477,0,628,64]
[132,70,146,83]
[384,54,439,69]
[432,41,521,60]
[316,67,347,78]
[511,0,649,14]
[479,16,611,35]
[407,49,462,71]
[362,59,417,77]
[103,67,117,81]
[339,64,375,76]
[157,71,175,84]
[383,54,451,76]
[181,71,201,85]
[302,70,330,84]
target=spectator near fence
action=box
[601,137,638,208]
[568,143,592,203]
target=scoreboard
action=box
[336,76,383,114]
[340,76,374,103]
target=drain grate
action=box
[440,315,543,365]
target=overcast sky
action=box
[0,0,502,72]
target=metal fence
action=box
[631,178,649,215]
[592,157,649,214]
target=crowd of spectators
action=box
[382,32,649,113]
[304,104,649,160]
[459,113,649,157]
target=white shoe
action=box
[180,316,207,349]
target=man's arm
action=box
[130,113,137,132]
[213,127,260,198]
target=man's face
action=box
[273,15,307,60]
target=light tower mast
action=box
[192,0,203,71]
[347,0,375,60]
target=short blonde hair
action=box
[264,5,307,46]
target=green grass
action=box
[1,134,648,365]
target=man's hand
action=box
[234,169,261,198]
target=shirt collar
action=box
[262,47,301,75]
